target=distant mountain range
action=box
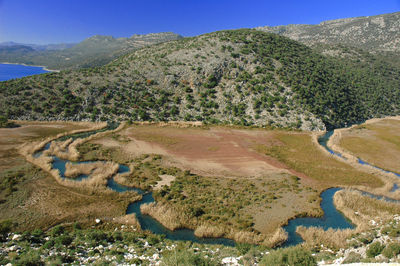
[0,41,77,51]
[0,32,183,70]
[256,11,400,53]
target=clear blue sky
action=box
[0,0,399,44]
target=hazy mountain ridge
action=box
[0,32,183,70]
[256,11,400,52]
[1,29,399,130]
[0,41,76,51]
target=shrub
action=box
[0,220,12,238]
[55,235,74,246]
[260,246,316,266]
[236,243,252,255]
[50,225,65,237]
[382,243,400,259]
[14,250,44,266]
[366,242,384,258]
[342,252,362,264]
[161,249,215,266]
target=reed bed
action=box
[140,202,288,247]
[17,121,129,190]
[194,224,225,238]
[113,214,141,229]
[262,227,288,248]
[140,202,186,230]
[334,189,400,226]
[296,226,354,249]
[64,162,103,178]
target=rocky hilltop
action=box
[256,12,400,52]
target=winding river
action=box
[319,131,400,192]
[35,125,399,247]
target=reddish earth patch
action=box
[120,126,309,179]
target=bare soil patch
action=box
[153,174,176,190]
[118,125,298,178]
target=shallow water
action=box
[282,188,354,247]
[125,193,235,246]
[317,130,343,158]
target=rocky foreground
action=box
[1,215,400,265]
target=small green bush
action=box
[14,250,44,266]
[260,246,316,266]
[50,225,65,237]
[236,243,252,255]
[366,242,384,258]
[342,252,362,264]
[55,235,73,246]
[161,249,215,266]
[0,220,12,238]
[382,243,400,259]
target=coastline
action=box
[0,62,60,72]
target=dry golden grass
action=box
[194,224,225,238]
[296,226,354,249]
[140,201,288,247]
[140,202,185,230]
[64,162,102,178]
[262,227,288,248]
[112,214,141,229]
[337,118,400,173]
[257,131,384,189]
[334,189,400,227]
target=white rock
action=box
[221,257,240,265]
[12,234,21,240]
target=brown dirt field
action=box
[117,125,304,178]
[338,118,400,173]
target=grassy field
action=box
[254,132,384,189]
[339,119,400,173]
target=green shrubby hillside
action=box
[1,29,399,130]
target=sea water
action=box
[0,63,50,81]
